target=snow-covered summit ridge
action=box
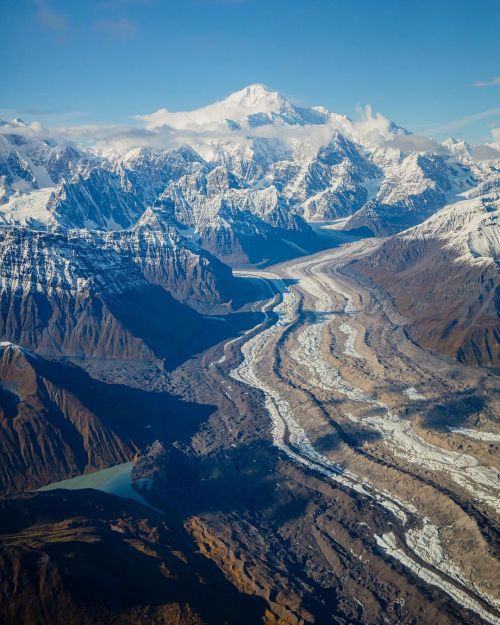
[224,83,289,111]
[132,86,423,157]
[135,83,336,131]
[400,188,500,266]
[0,118,29,129]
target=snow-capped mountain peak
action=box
[11,118,28,128]
[2,84,500,257]
[135,84,329,131]
[224,83,286,110]
[0,118,29,129]
[400,190,500,266]
[442,136,473,159]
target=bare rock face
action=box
[160,168,320,264]
[353,192,499,366]
[0,227,182,360]
[0,491,269,625]
[103,208,239,313]
[47,168,145,230]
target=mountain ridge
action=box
[2,86,499,246]
[352,188,499,366]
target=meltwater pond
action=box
[39,462,156,510]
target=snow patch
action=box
[403,387,426,401]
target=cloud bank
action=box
[2,100,499,163]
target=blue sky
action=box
[2,0,500,142]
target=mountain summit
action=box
[224,83,288,111]
[136,83,331,130]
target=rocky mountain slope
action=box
[0,117,321,264]
[352,188,500,365]
[133,84,500,231]
[0,216,261,363]
[0,84,499,625]
[338,150,478,235]
[0,342,214,495]
[160,165,316,263]
[0,86,498,498]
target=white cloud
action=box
[2,96,498,162]
[472,144,500,160]
[349,104,406,147]
[386,134,447,154]
[473,76,500,88]
[133,100,408,157]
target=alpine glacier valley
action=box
[1,6,499,622]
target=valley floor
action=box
[4,239,499,625]
[153,239,500,624]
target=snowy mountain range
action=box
[0,85,500,239]
[0,84,498,366]
[1,85,499,243]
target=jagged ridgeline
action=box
[1,85,498,243]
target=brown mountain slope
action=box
[352,195,499,366]
[0,343,212,495]
[353,238,499,366]
[0,227,260,368]
[0,490,269,625]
